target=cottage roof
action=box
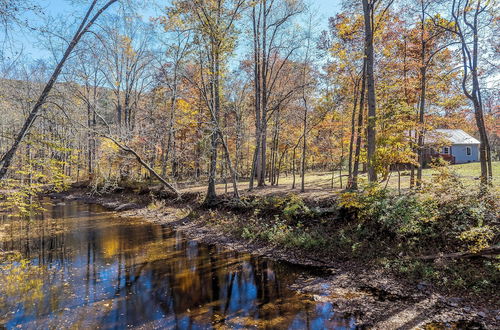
[427,129,480,145]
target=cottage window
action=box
[442,147,449,154]
[466,146,471,156]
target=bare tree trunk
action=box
[451,0,492,186]
[259,115,267,187]
[416,68,426,187]
[249,4,261,191]
[292,145,297,189]
[348,79,360,183]
[205,49,220,205]
[258,0,268,188]
[249,135,260,190]
[350,59,367,190]
[300,95,307,193]
[397,165,401,195]
[362,0,377,183]
[417,1,427,188]
[276,146,287,186]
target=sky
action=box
[14,0,342,60]
[39,0,341,19]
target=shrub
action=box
[459,226,495,253]
[338,171,498,255]
[282,194,311,219]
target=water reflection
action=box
[1,202,357,329]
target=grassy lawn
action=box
[180,161,500,197]
[369,161,500,192]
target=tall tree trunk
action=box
[452,0,492,186]
[87,102,94,176]
[417,1,427,188]
[348,79,360,183]
[416,68,427,187]
[249,4,261,191]
[205,50,220,205]
[258,0,268,187]
[300,95,308,193]
[292,145,297,189]
[350,59,367,190]
[234,109,243,182]
[362,0,377,183]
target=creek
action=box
[0,201,357,329]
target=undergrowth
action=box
[192,164,499,294]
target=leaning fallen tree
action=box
[53,101,182,199]
[99,134,181,198]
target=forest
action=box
[0,0,499,329]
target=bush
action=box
[282,194,311,219]
[239,212,328,250]
[338,172,498,255]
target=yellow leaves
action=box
[119,35,137,58]
[0,253,46,313]
[248,0,259,8]
[102,237,120,258]
[459,226,495,253]
[161,11,186,31]
[100,137,120,153]
[176,98,199,129]
[339,184,385,210]
[177,98,192,113]
[0,165,47,218]
[339,191,364,209]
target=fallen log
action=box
[415,245,500,260]
[100,135,181,198]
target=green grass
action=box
[176,161,499,197]
[425,161,500,178]
[392,161,500,191]
[275,161,500,193]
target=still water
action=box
[1,201,357,329]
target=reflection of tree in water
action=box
[132,236,335,329]
[1,202,354,329]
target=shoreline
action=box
[50,187,499,329]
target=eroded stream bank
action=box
[1,193,497,329]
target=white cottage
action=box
[425,129,480,164]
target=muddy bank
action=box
[50,188,499,329]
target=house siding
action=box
[451,144,479,164]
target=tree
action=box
[155,23,192,178]
[0,0,119,180]
[0,0,39,30]
[362,0,378,182]
[319,12,365,188]
[248,0,304,190]
[299,15,316,193]
[351,59,367,190]
[65,36,107,178]
[439,0,494,185]
[361,0,396,183]
[407,0,455,187]
[167,0,246,204]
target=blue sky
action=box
[40,0,341,17]
[16,0,342,60]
